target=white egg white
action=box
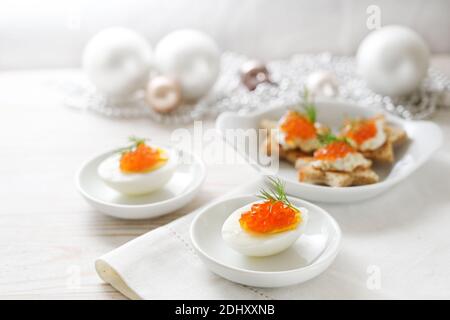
[98,146,178,195]
[222,202,308,257]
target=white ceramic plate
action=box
[216,100,443,203]
[190,195,341,288]
[76,147,206,219]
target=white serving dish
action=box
[216,100,443,203]
[76,147,206,219]
[190,195,341,288]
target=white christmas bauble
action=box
[357,25,429,97]
[306,70,339,97]
[154,29,220,101]
[83,27,152,100]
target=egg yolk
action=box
[345,119,377,145]
[120,143,167,173]
[239,201,301,234]
[280,111,317,141]
[314,141,355,161]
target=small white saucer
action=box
[190,195,341,288]
[76,147,206,219]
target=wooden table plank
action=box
[0,56,449,299]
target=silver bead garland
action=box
[60,51,450,124]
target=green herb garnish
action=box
[291,87,317,123]
[115,136,149,155]
[303,88,317,123]
[257,177,298,212]
[318,132,351,146]
[128,135,147,146]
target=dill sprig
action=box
[318,132,351,146]
[257,177,298,212]
[291,87,317,123]
[128,135,147,146]
[115,136,149,154]
[303,88,317,123]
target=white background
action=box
[0,0,449,69]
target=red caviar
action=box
[345,119,377,145]
[314,141,355,161]
[239,200,300,234]
[280,111,316,141]
[120,143,166,173]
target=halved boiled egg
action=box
[98,140,178,195]
[222,199,308,257]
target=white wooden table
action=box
[0,56,449,299]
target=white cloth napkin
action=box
[96,179,276,300]
[96,152,450,299]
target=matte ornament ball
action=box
[83,27,153,100]
[357,25,430,97]
[240,60,271,91]
[154,29,220,101]
[145,76,182,113]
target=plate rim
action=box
[75,146,206,209]
[190,194,342,275]
[215,100,443,192]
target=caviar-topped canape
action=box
[295,133,379,187]
[276,89,329,152]
[308,134,371,173]
[341,115,387,152]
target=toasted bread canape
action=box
[360,140,394,163]
[298,166,379,187]
[262,128,309,165]
[259,89,330,163]
[257,98,409,187]
[296,136,378,187]
[341,114,407,163]
[271,90,330,153]
[385,125,408,146]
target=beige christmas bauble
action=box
[145,76,182,113]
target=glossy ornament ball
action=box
[83,27,153,100]
[154,29,220,101]
[240,60,271,91]
[306,70,339,97]
[357,25,429,97]
[145,76,182,113]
